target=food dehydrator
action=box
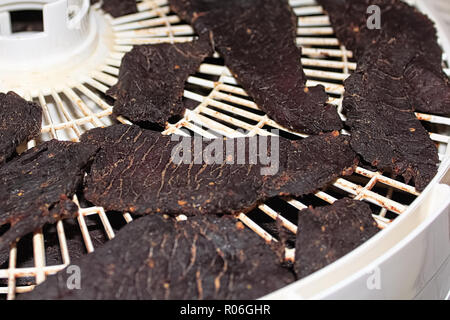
[0,0,449,300]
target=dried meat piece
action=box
[107,38,213,127]
[20,214,295,300]
[318,0,442,61]
[316,0,445,189]
[98,0,138,18]
[0,217,108,288]
[343,61,439,191]
[169,0,343,134]
[294,198,379,279]
[345,48,440,191]
[0,140,98,252]
[318,0,450,115]
[10,10,44,33]
[0,92,42,164]
[81,124,358,216]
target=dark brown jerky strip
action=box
[317,0,444,189]
[0,92,42,164]
[107,38,213,127]
[93,0,138,18]
[20,214,295,300]
[294,198,379,279]
[80,124,358,216]
[169,0,343,134]
[0,140,98,252]
[318,0,450,115]
[404,55,450,116]
[317,0,442,61]
[344,56,439,191]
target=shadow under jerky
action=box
[19,214,295,300]
[169,0,343,134]
[80,124,358,216]
[0,140,98,252]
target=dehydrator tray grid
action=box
[1,0,449,300]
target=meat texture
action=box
[0,140,98,251]
[93,0,138,18]
[294,198,379,278]
[81,124,358,216]
[0,217,109,288]
[169,0,343,134]
[107,38,213,127]
[0,92,42,164]
[318,0,449,115]
[20,214,295,300]
[317,0,447,190]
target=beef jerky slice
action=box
[21,214,295,300]
[344,60,439,191]
[317,0,444,190]
[97,0,138,18]
[318,0,450,115]
[169,0,342,134]
[0,140,98,252]
[0,92,42,164]
[81,124,358,216]
[294,198,379,279]
[317,0,443,63]
[107,38,213,127]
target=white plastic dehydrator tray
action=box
[0,0,449,300]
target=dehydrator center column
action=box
[0,0,97,71]
[0,0,114,97]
